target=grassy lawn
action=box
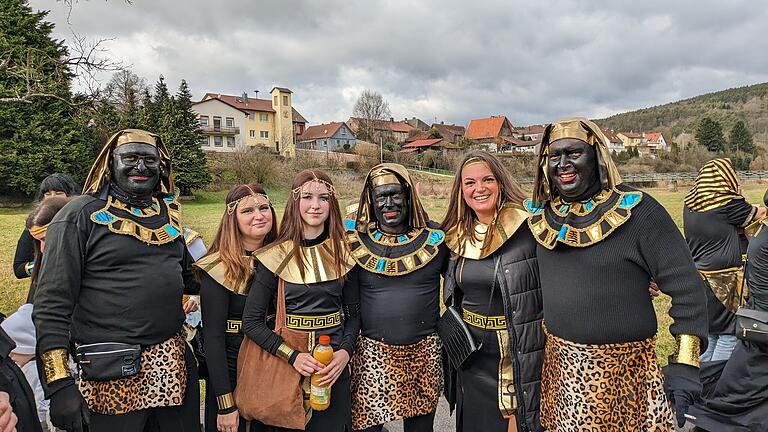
[2,177,766,364]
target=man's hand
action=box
[183,296,199,314]
[0,392,18,432]
[49,383,90,432]
[663,363,702,427]
[317,350,350,386]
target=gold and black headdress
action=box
[684,158,744,212]
[353,163,428,232]
[82,129,174,196]
[532,118,621,206]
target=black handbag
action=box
[438,256,501,369]
[734,257,768,344]
[74,342,141,381]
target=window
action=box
[226,136,235,147]
[200,137,209,146]
[260,130,269,139]
[214,136,223,147]
[248,113,255,120]
[273,96,278,105]
[260,113,269,122]
[225,117,234,127]
[323,140,328,148]
[340,127,346,135]
[213,117,221,129]
[249,130,255,138]
[199,116,209,126]
[336,139,340,145]
[283,95,288,105]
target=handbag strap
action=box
[275,278,288,329]
[477,255,502,347]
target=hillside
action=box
[595,82,768,145]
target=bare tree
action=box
[352,89,391,143]
[102,69,148,112]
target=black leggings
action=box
[357,411,436,432]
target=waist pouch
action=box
[75,342,141,381]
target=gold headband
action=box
[226,186,271,215]
[291,174,336,200]
[462,157,486,168]
[369,167,401,188]
[115,130,158,148]
[29,224,49,238]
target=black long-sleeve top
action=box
[13,229,34,279]
[684,199,755,270]
[354,243,448,345]
[539,187,708,346]
[32,195,199,395]
[242,236,360,359]
[747,224,768,312]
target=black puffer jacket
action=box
[443,225,544,432]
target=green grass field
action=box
[2,178,766,364]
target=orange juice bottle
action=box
[310,335,334,411]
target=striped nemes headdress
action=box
[684,158,744,212]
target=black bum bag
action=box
[75,342,142,381]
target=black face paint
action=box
[372,183,409,234]
[547,138,599,202]
[111,143,160,199]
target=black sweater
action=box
[539,187,708,345]
[13,229,34,279]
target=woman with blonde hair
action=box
[197,183,278,432]
[243,169,359,431]
[441,151,544,432]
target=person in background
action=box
[196,183,277,432]
[13,174,79,285]
[441,151,544,432]
[1,325,41,432]
[683,158,766,362]
[243,169,359,431]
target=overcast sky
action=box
[30,0,768,127]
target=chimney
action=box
[242,92,248,105]
[254,90,260,99]
[390,117,394,122]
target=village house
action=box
[465,115,515,152]
[514,124,545,141]
[347,117,418,144]
[296,122,356,152]
[404,117,430,131]
[617,130,669,156]
[192,88,307,156]
[405,122,467,145]
[602,129,625,153]
[400,137,460,155]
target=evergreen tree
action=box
[160,80,210,196]
[696,117,726,153]
[0,0,91,196]
[728,120,755,155]
[138,88,156,131]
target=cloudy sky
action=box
[30,0,768,127]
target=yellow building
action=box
[192,88,307,156]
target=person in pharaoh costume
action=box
[345,163,447,432]
[525,118,708,431]
[33,129,200,432]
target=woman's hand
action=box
[292,353,324,377]
[183,297,199,314]
[217,410,239,432]
[317,350,350,386]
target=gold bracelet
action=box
[217,393,235,411]
[276,343,295,362]
[41,349,71,384]
[671,334,701,368]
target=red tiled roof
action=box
[620,131,643,139]
[644,132,662,143]
[402,138,442,148]
[465,116,513,139]
[298,122,347,141]
[349,117,417,134]
[400,148,418,153]
[201,93,275,113]
[515,124,545,135]
[601,129,622,143]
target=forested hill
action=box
[595,82,768,141]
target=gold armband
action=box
[671,334,701,368]
[216,393,235,411]
[41,349,71,384]
[276,343,295,362]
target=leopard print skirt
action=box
[351,334,443,430]
[78,333,188,415]
[541,326,675,432]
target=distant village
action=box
[192,88,670,159]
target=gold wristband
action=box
[41,349,71,384]
[671,334,701,368]
[217,393,235,411]
[276,343,295,362]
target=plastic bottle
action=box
[310,335,333,411]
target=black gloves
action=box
[49,383,90,432]
[663,363,702,427]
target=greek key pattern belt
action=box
[462,309,507,330]
[286,310,342,330]
[226,320,242,334]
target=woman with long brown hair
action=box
[243,169,359,431]
[441,151,544,432]
[196,184,278,432]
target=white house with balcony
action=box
[191,98,247,152]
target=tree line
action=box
[695,117,755,170]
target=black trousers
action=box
[356,411,436,432]
[88,346,200,432]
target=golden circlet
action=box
[291,175,336,201]
[226,186,271,215]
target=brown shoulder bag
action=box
[235,279,310,429]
